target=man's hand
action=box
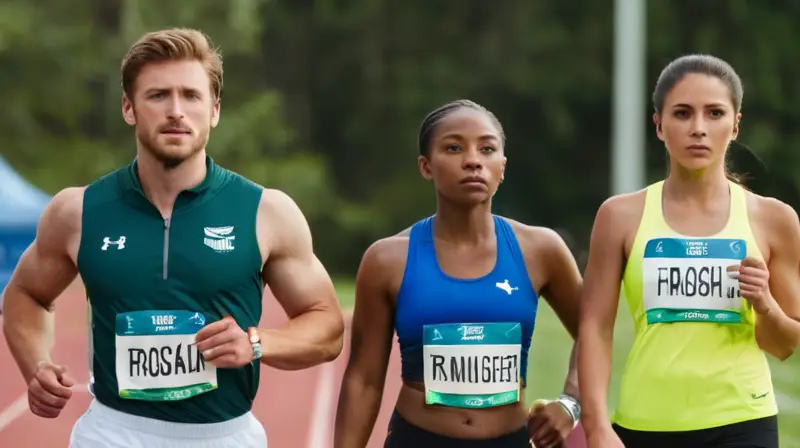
[195,316,254,368]
[528,400,576,448]
[28,362,75,418]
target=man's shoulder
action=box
[257,187,300,214]
[41,186,85,235]
[255,188,311,246]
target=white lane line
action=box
[0,383,88,433]
[306,308,353,448]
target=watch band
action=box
[247,327,262,362]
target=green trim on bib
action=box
[645,308,741,324]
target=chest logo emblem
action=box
[101,236,127,251]
[495,279,519,295]
[204,226,235,253]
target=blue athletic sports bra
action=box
[395,215,539,387]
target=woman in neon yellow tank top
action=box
[577,54,800,448]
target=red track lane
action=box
[0,281,92,448]
[255,290,402,448]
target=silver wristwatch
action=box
[248,327,263,362]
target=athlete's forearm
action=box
[562,342,579,398]
[257,309,344,370]
[333,375,383,448]
[2,285,56,384]
[756,302,800,360]
[576,320,613,433]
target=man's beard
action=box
[138,129,207,170]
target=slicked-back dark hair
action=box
[417,99,505,156]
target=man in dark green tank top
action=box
[1,28,344,448]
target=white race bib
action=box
[642,238,746,324]
[422,322,521,409]
[115,310,218,401]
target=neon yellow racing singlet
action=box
[613,180,778,431]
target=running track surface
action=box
[0,280,586,447]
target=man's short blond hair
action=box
[121,28,223,101]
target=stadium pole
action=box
[611,0,647,195]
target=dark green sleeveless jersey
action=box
[77,156,264,423]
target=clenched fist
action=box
[728,257,776,315]
[528,399,576,448]
[28,362,75,418]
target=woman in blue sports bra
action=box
[334,100,584,448]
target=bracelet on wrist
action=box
[556,392,581,428]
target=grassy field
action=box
[333,280,800,447]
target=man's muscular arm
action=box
[257,189,345,370]
[2,187,82,384]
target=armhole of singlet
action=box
[622,182,662,296]
[727,181,761,256]
[728,181,747,230]
[395,218,426,310]
[494,216,538,299]
[494,216,536,390]
[629,181,664,256]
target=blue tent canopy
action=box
[0,155,50,295]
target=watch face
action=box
[248,328,259,343]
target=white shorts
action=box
[69,400,268,448]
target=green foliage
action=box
[2,0,800,274]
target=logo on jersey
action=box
[101,236,126,251]
[495,279,519,295]
[203,226,235,253]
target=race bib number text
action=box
[115,310,218,401]
[422,322,522,409]
[642,238,746,324]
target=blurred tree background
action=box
[2,0,799,276]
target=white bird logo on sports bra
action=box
[495,279,519,295]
